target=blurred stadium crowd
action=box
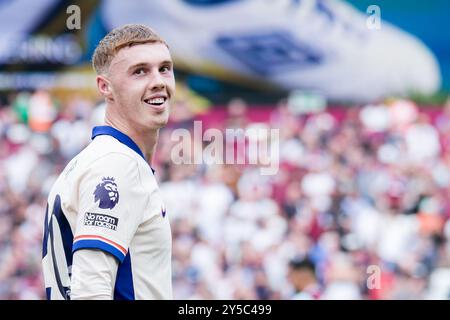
[1,89,450,300]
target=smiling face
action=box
[97,42,175,132]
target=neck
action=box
[104,113,159,163]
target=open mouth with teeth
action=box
[144,97,167,106]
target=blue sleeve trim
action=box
[72,239,126,263]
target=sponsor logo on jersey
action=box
[84,212,118,231]
[161,207,166,218]
[94,177,119,209]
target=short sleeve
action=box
[72,153,147,263]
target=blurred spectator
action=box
[287,256,322,300]
[1,90,450,300]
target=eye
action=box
[134,68,147,76]
[160,65,171,73]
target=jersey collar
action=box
[92,126,145,159]
[91,126,155,174]
[91,126,155,173]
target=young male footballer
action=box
[42,24,174,300]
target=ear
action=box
[96,75,113,101]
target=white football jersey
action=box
[42,126,172,300]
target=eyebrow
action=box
[127,60,173,72]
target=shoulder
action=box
[84,152,141,191]
[83,136,141,176]
[70,137,142,192]
[88,135,139,161]
[77,151,147,213]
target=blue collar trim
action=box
[92,126,145,159]
[91,126,155,174]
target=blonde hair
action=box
[92,24,168,75]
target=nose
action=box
[149,70,166,91]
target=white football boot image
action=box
[100,0,441,102]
